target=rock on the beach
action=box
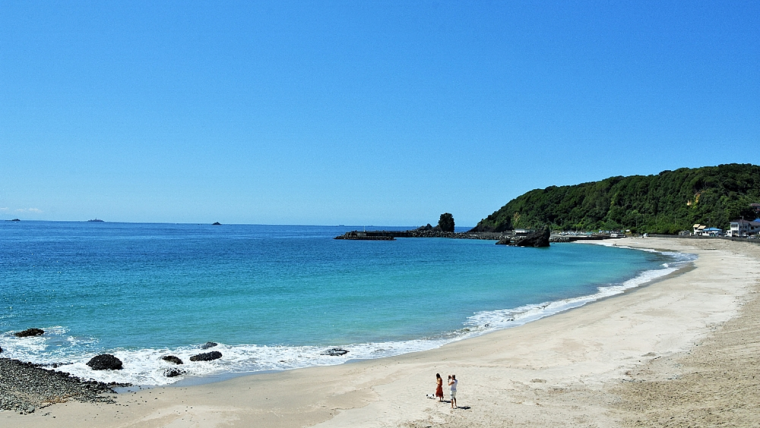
[14,328,44,337]
[86,354,123,370]
[321,348,349,356]
[164,368,186,378]
[162,355,183,365]
[189,351,222,362]
[200,341,218,349]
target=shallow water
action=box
[0,222,692,385]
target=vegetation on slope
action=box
[471,164,760,234]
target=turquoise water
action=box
[0,221,691,385]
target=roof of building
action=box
[730,219,760,226]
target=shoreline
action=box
[3,237,758,426]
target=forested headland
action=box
[471,164,760,234]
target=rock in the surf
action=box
[189,351,222,362]
[164,368,186,378]
[162,355,183,365]
[14,328,44,337]
[86,354,123,370]
[200,342,218,349]
[321,348,349,356]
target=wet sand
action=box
[3,237,758,427]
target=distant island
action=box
[10,218,20,222]
[87,219,104,222]
[212,222,222,226]
[470,163,760,234]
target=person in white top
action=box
[448,374,458,408]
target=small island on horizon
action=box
[87,219,104,222]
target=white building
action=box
[728,219,760,237]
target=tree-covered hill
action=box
[471,164,760,234]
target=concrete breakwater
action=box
[335,230,507,241]
[333,231,396,240]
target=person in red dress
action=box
[435,373,444,401]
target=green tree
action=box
[438,213,455,232]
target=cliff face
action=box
[471,164,760,234]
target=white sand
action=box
[3,237,759,427]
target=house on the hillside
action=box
[693,224,707,235]
[727,219,760,237]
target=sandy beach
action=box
[3,237,759,427]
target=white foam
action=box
[47,339,456,386]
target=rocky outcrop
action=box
[496,227,551,247]
[162,355,183,365]
[321,348,349,356]
[515,227,550,247]
[164,368,185,378]
[212,222,221,226]
[86,354,123,371]
[189,351,222,362]
[14,328,44,338]
[200,342,218,349]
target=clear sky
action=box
[1,1,758,226]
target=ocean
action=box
[0,221,693,386]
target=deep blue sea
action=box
[0,221,693,386]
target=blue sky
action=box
[1,1,758,226]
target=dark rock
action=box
[162,355,183,365]
[189,351,222,362]
[86,354,123,370]
[417,224,433,231]
[514,227,550,247]
[200,342,218,349]
[164,368,186,378]
[496,227,550,248]
[0,346,3,353]
[321,348,349,356]
[212,222,221,225]
[14,328,44,337]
